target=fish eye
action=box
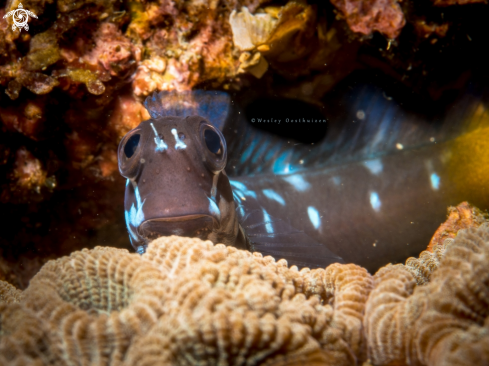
[124,134,140,158]
[204,129,221,154]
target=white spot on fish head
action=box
[125,196,146,243]
[307,206,321,229]
[171,128,187,150]
[134,186,143,207]
[125,209,139,241]
[150,122,168,152]
[430,173,440,190]
[283,175,311,192]
[262,209,273,234]
[356,110,366,120]
[262,189,285,205]
[363,159,383,175]
[370,192,381,212]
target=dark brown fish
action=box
[118,85,489,273]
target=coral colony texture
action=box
[0,202,489,366]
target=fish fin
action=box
[228,74,486,176]
[239,208,344,269]
[144,90,234,130]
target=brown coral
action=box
[0,280,22,304]
[0,236,374,366]
[0,246,167,365]
[364,226,489,366]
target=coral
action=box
[413,20,449,40]
[0,245,168,365]
[0,236,374,366]
[83,22,139,79]
[237,51,269,78]
[0,280,22,304]
[3,207,489,365]
[404,242,447,285]
[229,3,338,79]
[230,6,278,52]
[330,0,406,39]
[126,0,259,94]
[0,303,51,366]
[427,201,488,252]
[405,201,489,286]
[364,226,489,366]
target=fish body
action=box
[118,85,489,272]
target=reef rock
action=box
[427,201,488,252]
[330,0,406,39]
[0,236,374,366]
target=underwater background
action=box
[1,0,489,364]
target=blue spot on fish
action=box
[273,151,292,174]
[363,159,383,175]
[240,140,258,164]
[331,176,341,186]
[229,180,257,199]
[207,196,221,221]
[262,189,285,205]
[370,192,381,212]
[262,209,273,234]
[430,173,440,190]
[307,206,321,229]
[283,175,311,192]
[125,186,146,241]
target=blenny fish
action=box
[118,82,489,273]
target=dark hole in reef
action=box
[244,98,328,144]
[124,134,140,158]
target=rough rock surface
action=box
[330,0,406,39]
[427,201,488,252]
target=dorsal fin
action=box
[144,90,233,131]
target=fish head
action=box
[118,114,238,251]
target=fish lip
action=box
[138,215,216,240]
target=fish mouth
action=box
[138,215,215,240]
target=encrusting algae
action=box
[1,202,489,365]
